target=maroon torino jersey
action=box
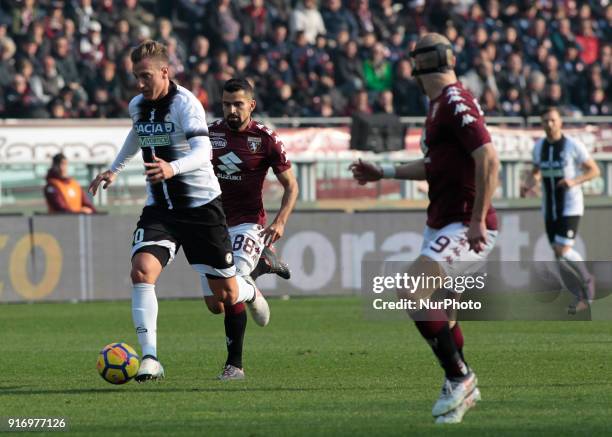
[209,119,291,227]
[422,81,497,230]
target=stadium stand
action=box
[0,0,608,120]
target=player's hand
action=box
[144,157,175,184]
[260,221,285,246]
[349,158,383,185]
[81,206,94,214]
[557,178,576,189]
[466,219,487,253]
[88,170,116,195]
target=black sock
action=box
[250,257,271,280]
[224,304,247,369]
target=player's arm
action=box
[262,168,299,246]
[558,158,600,188]
[349,158,426,184]
[89,129,139,195]
[468,142,499,252]
[145,96,212,184]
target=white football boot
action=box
[244,276,270,327]
[435,387,481,424]
[431,371,477,417]
[217,364,245,381]
[135,355,165,382]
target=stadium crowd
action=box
[0,0,609,120]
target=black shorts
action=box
[545,215,580,246]
[131,197,234,277]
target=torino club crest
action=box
[247,136,262,153]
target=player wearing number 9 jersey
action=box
[350,33,499,423]
[204,78,299,381]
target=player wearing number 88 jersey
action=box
[203,78,299,380]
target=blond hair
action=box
[130,40,169,65]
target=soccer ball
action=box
[96,343,140,385]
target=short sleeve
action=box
[447,91,491,154]
[267,131,291,174]
[178,93,209,140]
[572,138,591,165]
[532,140,542,166]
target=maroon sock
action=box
[224,303,246,369]
[413,309,468,379]
[451,323,467,365]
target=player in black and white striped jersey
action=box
[88,40,270,382]
[532,106,600,313]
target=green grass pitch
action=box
[0,297,610,436]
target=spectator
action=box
[3,73,46,117]
[204,0,242,58]
[335,40,364,97]
[585,88,610,115]
[265,23,290,69]
[269,82,302,117]
[460,52,500,100]
[522,70,547,116]
[37,55,65,103]
[119,0,155,31]
[289,0,326,45]
[71,0,96,35]
[241,0,270,44]
[321,0,358,40]
[575,19,599,65]
[480,86,502,116]
[347,89,372,115]
[551,18,575,58]
[392,59,425,116]
[44,153,96,214]
[373,89,394,114]
[106,19,132,62]
[352,0,387,40]
[96,0,120,32]
[498,52,527,97]
[362,42,392,93]
[53,36,79,85]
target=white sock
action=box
[559,249,591,282]
[234,276,256,303]
[132,283,158,358]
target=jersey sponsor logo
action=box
[247,136,262,153]
[210,131,225,137]
[217,173,242,181]
[461,114,476,126]
[138,134,171,147]
[135,121,175,135]
[454,103,470,115]
[448,95,465,103]
[211,137,227,149]
[218,151,242,175]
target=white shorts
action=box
[420,222,497,276]
[201,223,265,297]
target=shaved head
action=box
[415,32,452,50]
